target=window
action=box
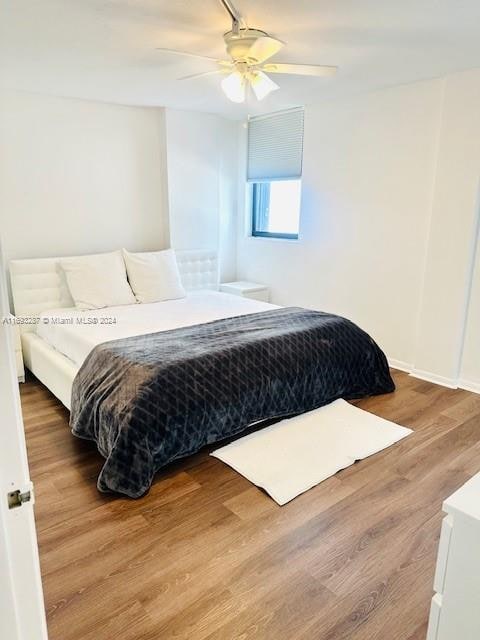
[251,180,301,239]
[247,107,304,240]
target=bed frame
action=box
[9,249,219,409]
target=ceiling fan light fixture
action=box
[221,71,246,103]
[159,0,339,105]
[249,71,279,101]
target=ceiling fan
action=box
[156,0,338,104]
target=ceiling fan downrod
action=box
[219,0,245,33]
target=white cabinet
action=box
[427,472,480,639]
[220,281,270,303]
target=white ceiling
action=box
[2,0,480,119]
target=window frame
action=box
[250,181,300,241]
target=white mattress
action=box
[37,290,277,367]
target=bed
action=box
[9,250,394,497]
[9,250,223,408]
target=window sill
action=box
[246,234,302,245]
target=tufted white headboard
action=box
[9,249,218,332]
[174,249,218,292]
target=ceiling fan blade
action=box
[156,48,220,63]
[246,36,285,64]
[177,69,228,81]
[261,63,338,77]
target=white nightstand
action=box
[8,315,25,382]
[220,281,270,303]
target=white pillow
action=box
[123,248,186,303]
[60,251,136,310]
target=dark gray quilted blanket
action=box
[70,307,394,497]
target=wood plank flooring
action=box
[21,370,480,640]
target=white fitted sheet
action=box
[37,290,278,367]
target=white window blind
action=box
[247,107,304,182]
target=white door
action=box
[0,240,48,640]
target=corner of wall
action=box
[164,108,240,283]
[156,107,171,249]
[412,71,480,387]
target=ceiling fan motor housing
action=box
[224,28,268,63]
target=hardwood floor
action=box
[21,370,480,640]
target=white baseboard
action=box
[387,358,413,373]
[457,379,480,395]
[409,368,458,389]
[387,358,480,394]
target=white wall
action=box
[0,93,239,301]
[165,109,238,282]
[237,79,443,367]
[236,70,480,389]
[0,91,169,265]
[2,81,476,390]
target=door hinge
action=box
[7,482,34,509]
